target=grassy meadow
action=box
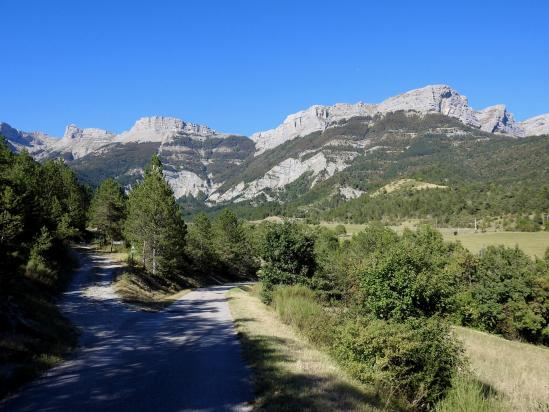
[318,222,549,258]
[454,327,549,411]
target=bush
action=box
[25,227,57,287]
[333,224,347,236]
[457,246,549,344]
[259,222,316,302]
[333,317,463,410]
[356,226,460,320]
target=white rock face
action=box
[51,124,115,158]
[339,186,365,199]
[476,105,523,136]
[210,152,351,203]
[378,84,480,127]
[163,169,211,198]
[251,103,376,155]
[250,84,549,154]
[0,122,54,155]
[520,114,549,136]
[118,116,225,144]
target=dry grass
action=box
[319,222,549,258]
[441,231,549,259]
[90,246,191,311]
[455,326,549,411]
[227,285,389,411]
[113,270,189,311]
[372,179,447,196]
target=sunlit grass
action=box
[455,326,549,411]
[227,285,387,411]
[318,221,549,258]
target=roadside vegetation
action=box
[228,285,400,411]
[238,220,549,410]
[0,139,87,398]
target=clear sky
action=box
[2,0,548,137]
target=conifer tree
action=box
[88,178,126,250]
[124,155,186,275]
[212,209,257,277]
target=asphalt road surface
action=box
[1,248,252,412]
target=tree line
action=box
[88,154,258,282]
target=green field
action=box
[319,222,549,258]
[440,231,549,259]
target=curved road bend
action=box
[1,247,252,412]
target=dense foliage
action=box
[258,221,316,302]
[354,227,461,320]
[185,210,258,280]
[455,246,549,343]
[0,139,87,287]
[334,317,462,409]
[124,155,187,276]
[259,220,549,409]
[88,178,126,250]
[0,138,86,397]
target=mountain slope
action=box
[2,84,548,209]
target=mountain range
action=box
[2,84,548,207]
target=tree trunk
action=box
[110,239,113,253]
[142,241,146,267]
[152,247,156,275]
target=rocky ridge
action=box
[2,84,548,204]
[251,85,548,154]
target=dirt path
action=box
[0,247,252,412]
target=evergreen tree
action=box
[124,155,186,275]
[186,212,217,269]
[212,209,257,277]
[0,137,87,285]
[88,178,126,250]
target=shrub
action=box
[458,245,549,344]
[356,226,460,320]
[259,222,316,302]
[333,317,463,410]
[25,227,57,286]
[333,224,347,236]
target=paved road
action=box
[1,248,252,412]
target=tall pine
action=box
[124,155,186,275]
[88,178,126,250]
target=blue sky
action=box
[1,0,548,137]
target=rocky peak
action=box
[476,105,523,136]
[62,124,114,142]
[129,116,216,136]
[0,122,53,153]
[121,116,221,143]
[251,102,376,155]
[520,114,549,136]
[377,84,480,127]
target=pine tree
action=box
[212,209,257,277]
[88,178,126,250]
[124,155,186,275]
